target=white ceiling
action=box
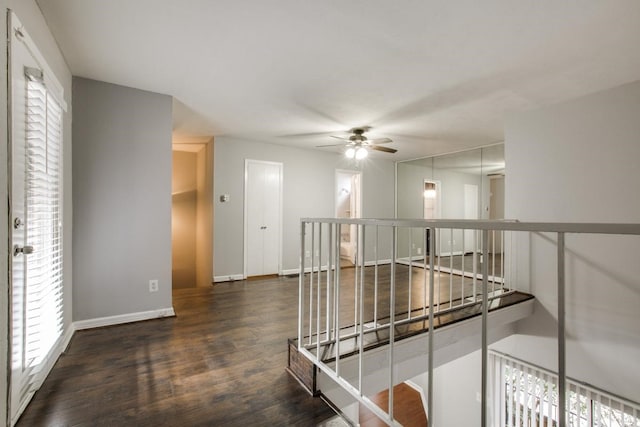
[37,0,640,160]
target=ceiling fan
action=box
[317,127,397,159]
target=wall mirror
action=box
[395,144,505,270]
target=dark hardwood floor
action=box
[17,277,337,426]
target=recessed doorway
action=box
[172,138,213,288]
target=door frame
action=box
[334,169,362,218]
[243,159,284,278]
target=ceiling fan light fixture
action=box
[345,147,356,159]
[355,147,368,160]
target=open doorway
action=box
[172,137,213,288]
[336,170,362,266]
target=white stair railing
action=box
[297,218,640,427]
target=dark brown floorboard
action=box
[17,277,337,426]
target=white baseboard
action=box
[282,259,392,276]
[61,323,76,352]
[363,259,392,267]
[282,265,330,275]
[74,307,176,330]
[213,274,245,283]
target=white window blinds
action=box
[24,73,64,368]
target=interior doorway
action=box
[172,138,213,288]
[464,183,479,254]
[336,170,362,265]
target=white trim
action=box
[243,159,284,277]
[334,168,363,218]
[9,12,67,111]
[213,274,245,283]
[10,324,76,426]
[281,259,392,276]
[74,307,176,330]
[363,259,392,267]
[405,380,429,419]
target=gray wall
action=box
[213,137,395,278]
[497,80,640,402]
[0,1,73,423]
[73,78,173,321]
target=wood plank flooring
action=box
[359,383,427,427]
[16,277,337,426]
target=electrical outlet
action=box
[417,247,422,255]
[149,279,159,293]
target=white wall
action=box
[409,350,482,427]
[73,77,173,321]
[0,2,73,425]
[213,137,395,278]
[498,80,640,402]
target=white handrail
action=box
[301,218,640,235]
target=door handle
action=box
[14,245,34,256]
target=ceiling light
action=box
[355,147,368,160]
[345,147,355,159]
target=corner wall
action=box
[72,77,173,322]
[213,137,395,278]
[500,80,640,402]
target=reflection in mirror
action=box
[395,144,505,279]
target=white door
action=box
[245,160,282,277]
[9,13,66,423]
[464,184,479,253]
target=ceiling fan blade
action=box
[369,145,397,154]
[368,137,393,145]
[316,143,350,148]
[330,135,352,141]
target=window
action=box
[491,352,640,427]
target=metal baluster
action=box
[316,224,322,357]
[482,228,489,427]
[389,226,397,423]
[374,225,379,326]
[408,230,413,319]
[335,222,341,377]
[428,226,436,427]
[461,230,465,307]
[358,224,365,394]
[449,228,453,309]
[298,221,305,348]
[354,223,359,333]
[326,223,332,341]
[558,232,566,427]
[309,222,315,345]
[422,228,427,317]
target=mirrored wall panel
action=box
[396,144,505,263]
